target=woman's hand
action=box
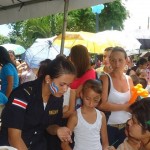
[104,146,116,150]
[57,127,72,143]
[123,102,131,112]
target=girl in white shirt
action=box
[61,79,115,150]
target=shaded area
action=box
[138,39,150,50]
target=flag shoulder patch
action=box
[12,98,28,109]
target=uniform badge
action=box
[49,110,58,115]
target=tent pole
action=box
[60,0,69,55]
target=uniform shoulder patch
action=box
[12,98,28,109]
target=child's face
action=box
[82,88,101,108]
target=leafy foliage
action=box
[67,8,95,32]
[8,0,128,48]
[0,35,10,45]
[99,0,129,30]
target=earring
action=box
[124,65,128,71]
[109,66,112,70]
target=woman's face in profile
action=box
[141,62,148,70]
[9,52,15,61]
[103,51,111,67]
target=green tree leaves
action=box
[8,0,128,48]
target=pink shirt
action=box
[70,69,96,89]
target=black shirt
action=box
[0,78,63,150]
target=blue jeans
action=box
[107,125,126,148]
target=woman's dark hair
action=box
[104,47,113,52]
[139,78,148,89]
[111,46,127,59]
[0,46,14,66]
[70,45,90,78]
[82,79,102,95]
[44,56,76,79]
[37,59,52,78]
[130,74,140,86]
[136,58,147,67]
[130,98,150,132]
[8,50,15,56]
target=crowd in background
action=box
[0,45,150,150]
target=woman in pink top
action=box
[69,45,96,109]
[69,45,96,90]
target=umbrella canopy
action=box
[0,0,114,25]
[1,43,26,55]
[53,31,102,53]
[24,39,70,69]
[125,29,150,49]
[90,30,141,55]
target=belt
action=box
[109,123,126,130]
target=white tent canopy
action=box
[0,0,114,25]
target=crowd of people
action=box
[0,45,150,150]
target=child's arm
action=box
[100,112,116,150]
[61,141,72,150]
[100,111,109,150]
[61,112,78,150]
[63,89,76,118]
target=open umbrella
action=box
[91,30,141,55]
[126,29,150,50]
[24,38,70,69]
[53,31,101,53]
[1,43,26,55]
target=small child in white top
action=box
[61,79,115,150]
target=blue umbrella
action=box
[24,39,70,69]
[1,43,26,55]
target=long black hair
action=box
[0,46,15,67]
[43,56,76,80]
[37,59,52,78]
